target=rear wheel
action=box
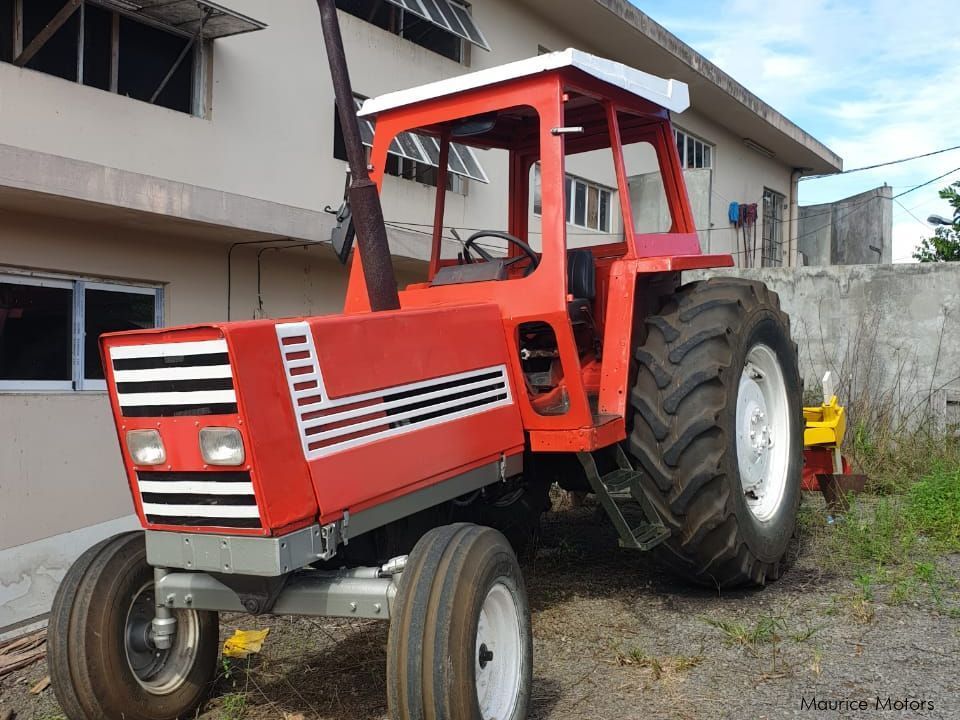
[628,278,802,587]
[48,532,219,720]
[387,523,532,720]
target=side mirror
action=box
[329,200,355,265]
[451,112,497,138]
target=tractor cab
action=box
[347,49,733,451]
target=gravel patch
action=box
[2,496,958,719]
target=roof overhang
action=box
[515,0,842,175]
[94,0,266,39]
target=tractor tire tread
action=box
[627,278,802,588]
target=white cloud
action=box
[638,0,960,260]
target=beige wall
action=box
[0,0,799,550]
[0,0,803,630]
[0,208,407,552]
[0,1,793,266]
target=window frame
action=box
[335,0,467,64]
[674,127,714,170]
[761,187,786,268]
[2,0,209,117]
[533,164,614,234]
[0,270,163,393]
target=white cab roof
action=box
[357,48,690,118]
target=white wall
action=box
[0,0,793,264]
[0,0,798,631]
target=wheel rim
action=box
[736,343,791,521]
[124,582,200,695]
[475,581,523,720]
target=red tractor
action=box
[50,3,802,718]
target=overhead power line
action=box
[891,166,960,199]
[802,144,960,181]
[793,166,960,245]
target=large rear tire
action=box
[628,278,802,588]
[48,532,219,720]
[387,523,532,720]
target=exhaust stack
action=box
[316,0,400,312]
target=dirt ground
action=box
[2,495,958,720]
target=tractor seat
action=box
[567,249,595,322]
[567,249,599,357]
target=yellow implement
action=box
[802,372,846,477]
[804,394,846,448]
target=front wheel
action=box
[48,532,219,720]
[628,278,803,588]
[387,523,532,720]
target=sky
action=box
[631,0,960,261]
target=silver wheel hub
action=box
[736,343,791,521]
[124,582,199,696]
[475,581,523,720]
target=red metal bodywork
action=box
[101,64,733,537]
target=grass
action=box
[903,464,960,551]
[614,646,704,680]
[806,457,960,615]
[219,692,248,720]
[851,424,960,496]
[702,611,817,674]
[824,462,960,570]
[703,613,788,652]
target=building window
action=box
[333,95,486,194]
[0,0,207,115]
[0,272,162,391]
[674,128,713,169]
[762,188,786,267]
[335,0,489,62]
[533,165,613,233]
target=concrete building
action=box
[798,186,894,265]
[0,0,841,635]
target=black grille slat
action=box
[385,381,506,417]
[145,515,262,529]
[380,370,503,402]
[140,493,257,506]
[404,392,508,425]
[113,352,230,371]
[116,378,234,394]
[137,471,250,483]
[122,403,238,418]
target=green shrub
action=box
[904,464,960,551]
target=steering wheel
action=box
[462,230,540,277]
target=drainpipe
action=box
[316,0,400,311]
[787,169,802,266]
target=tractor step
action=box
[576,447,671,551]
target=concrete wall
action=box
[685,264,960,430]
[0,0,810,632]
[798,186,893,266]
[0,1,795,265]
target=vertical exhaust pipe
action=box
[316,0,400,312]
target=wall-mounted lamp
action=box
[743,138,775,159]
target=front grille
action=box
[136,470,261,529]
[109,339,237,417]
